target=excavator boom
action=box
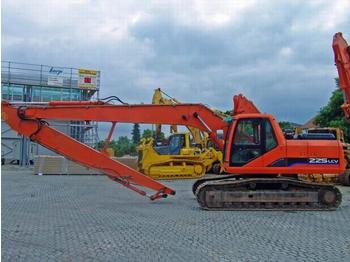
[1,100,228,200]
[333,32,350,120]
[152,88,178,136]
[233,94,260,115]
[14,100,229,149]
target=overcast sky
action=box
[2,0,349,139]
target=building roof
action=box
[301,117,319,128]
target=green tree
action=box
[315,79,348,139]
[114,136,132,157]
[131,123,141,144]
[95,137,137,156]
[129,143,137,156]
[155,131,165,141]
[142,129,154,139]
[279,121,295,129]
[95,139,118,151]
[95,140,105,150]
[109,140,118,149]
[142,128,165,140]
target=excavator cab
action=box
[153,133,200,156]
[154,133,186,155]
[230,118,277,167]
[223,114,345,176]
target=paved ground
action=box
[2,166,350,262]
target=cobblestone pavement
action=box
[2,167,350,262]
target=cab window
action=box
[231,119,262,166]
[265,121,277,151]
[234,120,261,145]
[230,118,278,167]
[169,135,184,155]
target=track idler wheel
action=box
[192,179,209,195]
[318,187,342,208]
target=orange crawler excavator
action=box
[1,33,348,210]
[2,93,346,210]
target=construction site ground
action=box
[2,165,350,262]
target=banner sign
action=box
[47,67,64,86]
[48,75,64,86]
[49,67,63,75]
[78,68,98,89]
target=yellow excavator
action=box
[137,88,224,179]
[151,88,209,147]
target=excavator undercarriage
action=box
[193,175,342,210]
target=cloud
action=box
[279,47,293,57]
[2,0,350,138]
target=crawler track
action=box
[194,177,342,211]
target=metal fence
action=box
[1,61,100,90]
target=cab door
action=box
[230,118,264,167]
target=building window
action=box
[41,87,61,101]
[71,89,81,101]
[12,84,24,101]
[32,86,42,102]
[61,88,71,101]
[1,84,10,100]
[51,88,61,101]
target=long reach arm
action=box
[333,32,350,120]
[1,99,230,200]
